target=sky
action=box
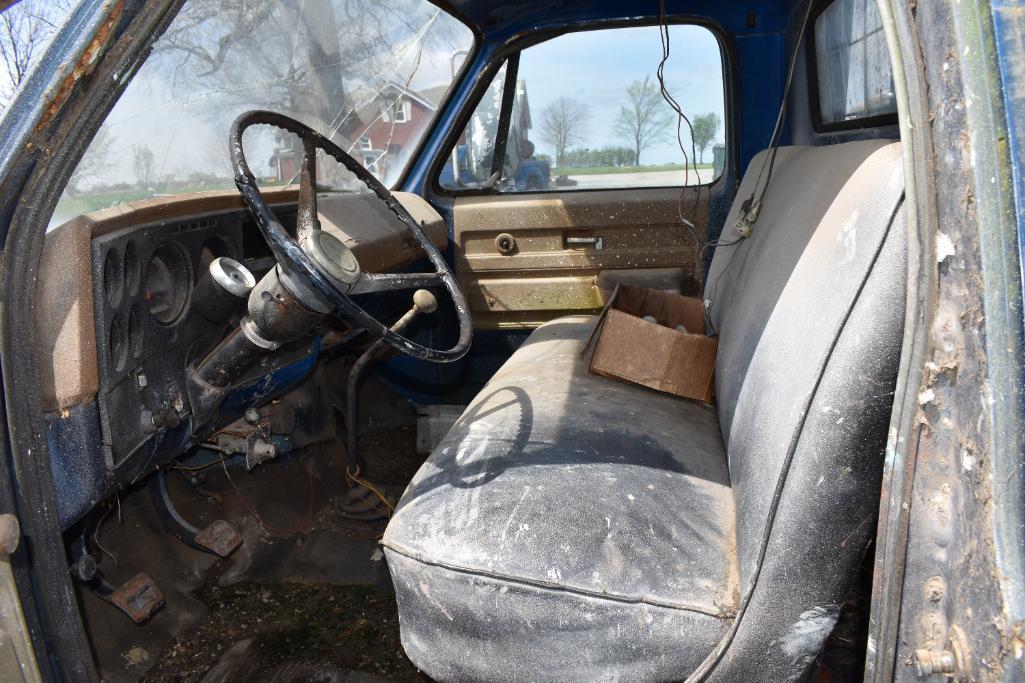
[518,24,726,165]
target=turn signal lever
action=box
[345,289,437,477]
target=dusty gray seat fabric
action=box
[384,140,906,682]
[384,318,737,680]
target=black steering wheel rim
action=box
[229,110,472,363]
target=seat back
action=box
[704,141,906,677]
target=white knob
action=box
[412,289,438,314]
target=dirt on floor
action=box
[128,426,430,682]
[357,425,421,486]
[144,581,427,682]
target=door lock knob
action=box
[495,233,516,254]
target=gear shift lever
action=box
[339,290,438,517]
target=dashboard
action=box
[92,209,262,481]
[37,188,447,526]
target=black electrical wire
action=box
[656,1,747,265]
[698,0,815,336]
[736,0,816,232]
[656,0,705,247]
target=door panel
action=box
[453,185,710,328]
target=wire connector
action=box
[735,198,761,239]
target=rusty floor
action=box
[76,426,430,682]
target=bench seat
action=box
[384,140,907,681]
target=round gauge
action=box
[109,315,127,370]
[128,304,144,358]
[103,249,123,307]
[124,241,141,295]
[144,243,191,325]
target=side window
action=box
[813,0,897,127]
[440,25,726,193]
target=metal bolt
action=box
[136,373,148,389]
[914,649,956,677]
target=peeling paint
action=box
[36,0,124,132]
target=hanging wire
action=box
[695,0,816,335]
[93,494,122,567]
[733,0,816,238]
[656,0,745,264]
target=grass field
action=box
[49,183,238,227]
[552,163,713,176]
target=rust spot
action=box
[36,0,124,132]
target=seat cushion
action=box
[383,315,737,681]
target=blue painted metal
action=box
[990,0,1025,622]
[0,0,114,206]
[44,401,106,529]
[43,343,321,529]
[220,338,322,413]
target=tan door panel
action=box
[453,186,709,328]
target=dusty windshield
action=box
[51,0,472,228]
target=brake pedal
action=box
[194,519,242,557]
[150,469,242,557]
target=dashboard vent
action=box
[174,217,218,233]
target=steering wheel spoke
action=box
[229,110,472,362]
[349,272,443,295]
[296,137,321,239]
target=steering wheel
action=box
[229,110,472,363]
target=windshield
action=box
[50,0,473,228]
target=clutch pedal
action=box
[107,573,165,624]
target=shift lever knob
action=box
[412,289,438,314]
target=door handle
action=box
[565,236,604,250]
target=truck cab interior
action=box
[0,0,986,680]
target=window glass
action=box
[51,0,473,228]
[814,0,897,126]
[440,25,726,193]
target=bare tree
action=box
[612,76,674,166]
[537,96,590,168]
[133,145,156,189]
[691,112,721,164]
[146,0,464,187]
[0,0,72,110]
[65,125,114,195]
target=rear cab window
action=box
[439,24,726,194]
[812,0,898,129]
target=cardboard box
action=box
[589,284,717,402]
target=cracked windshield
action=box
[50,0,473,228]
